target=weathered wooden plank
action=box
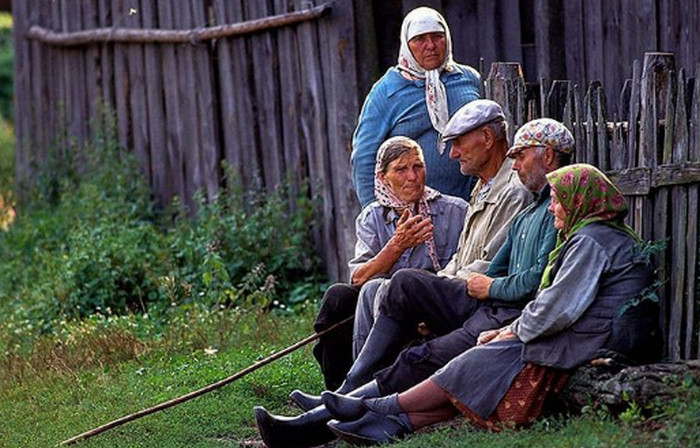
[318,0,362,280]
[112,0,131,152]
[572,82,585,164]
[475,0,498,72]
[64,0,89,149]
[640,54,675,166]
[651,182,669,362]
[402,0,442,15]
[444,0,478,66]
[51,0,70,155]
[499,0,522,64]
[353,0,379,99]
[627,60,642,169]
[191,0,220,201]
[691,64,700,163]
[583,0,603,84]
[486,62,525,143]
[155,0,186,203]
[247,0,285,193]
[273,0,304,203]
[584,82,597,166]
[601,0,622,113]
[662,70,677,165]
[97,0,114,117]
[295,0,338,279]
[125,0,152,185]
[26,4,333,46]
[606,167,651,196]
[212,0,242,187]
[672,70,689,164]
[534,0,565,81]
[226,1,262,192]
[634,0,658,61]
[28,0,50,161]
[81,0,100,138]
[596,85,608,170]
[141,0,170,204]
[562,0,585,87]
[686,185,698,358]
[545,80,569,122]
[668,184,687,362]
[12,0,31,185]
[173,0,200,209]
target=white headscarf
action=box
[397,7,455,154]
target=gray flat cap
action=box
[442,99,505,142]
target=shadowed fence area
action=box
[12,2,700,360]
[12,0,360,282]
[489,53,700,362]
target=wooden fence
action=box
[363,0,700,115]
[12,0,360,282]
[12,2,699,360]
[488,53,700,361]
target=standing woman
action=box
[325,164,661,445]
[310,136,467,394]
[352,7,482,208]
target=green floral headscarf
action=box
[539,163,641,288]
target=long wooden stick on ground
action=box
[56,315,354,446]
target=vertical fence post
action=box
[639,52,677,359]
[485,62,526,141]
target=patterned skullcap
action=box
[507,118,575,157]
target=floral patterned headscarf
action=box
[397,7,455,154]
[374,137,442,271]
[539,163,641,288]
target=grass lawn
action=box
[2,309,697,448]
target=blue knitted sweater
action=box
[351,64,483,208]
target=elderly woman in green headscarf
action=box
[323,163,661,445]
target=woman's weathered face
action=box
[408,32,446,70]
[549,195,568,230]
[379,150,426,203]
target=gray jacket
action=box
[513,223,661,369]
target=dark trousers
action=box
[375,304,523,394]
[374,268,523,394]
[313,283,360,390]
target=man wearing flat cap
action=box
[254,113,577,448]
[321,99,533,394]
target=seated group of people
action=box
[252,7,661,448]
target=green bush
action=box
[0,13,12,121]
[0,130,326,344]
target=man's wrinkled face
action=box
[512,146,549,192]
[449,127,489,176]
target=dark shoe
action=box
[291,377,382,413]
[322,391,367,421]
[289,389,323,411]
[327,411,413,445]
[254,405,335,448]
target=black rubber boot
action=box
[327,410,413,445]
[290,379,381,412]
[254,405,335,448]
[323,388,398,422]
[289,389,323,411]
[335,316,405,394]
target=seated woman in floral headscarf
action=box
[311,136,468,395]
[324,163,661,445]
